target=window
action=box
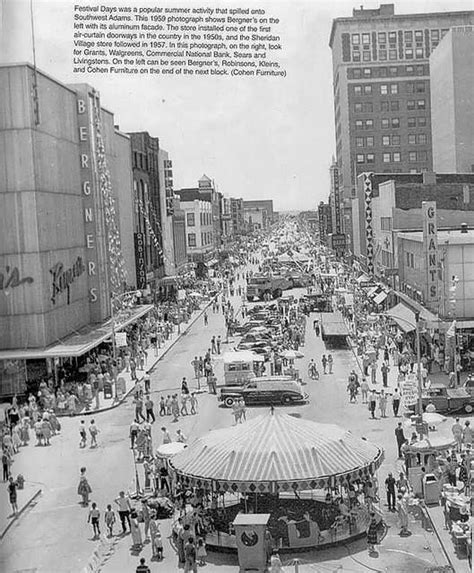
[379,50,387,61]
[406,252,415,268]
[380,84,388,95]
[364,85,372,95]
[362,33,370,45]
[381,101,389,112]
[441,28,449,38]
[352,33,360,45]
[382,135,390,146]
[418,134,427,145]
[391,101,399,111]
[417,99,426,110]
[355,120,363,129]
[379,67,388,77]
[393,152,401,162]
[409,151,417,162]
[354,85,362,95]
[363,51,371,61]
[415,81,425,93]
[366,136,374,147]
[392,118,400,128]
[200,212,203,226]
[389,49,397,60]
[356,137,364,147]
[389,66,398,76]
[353,52,361,62]
[383,153,391,163]
[364,102,373,113]
[363,68,371,77]
[381,118,389,129]
[188,233,196,247]
[415,48,424,59]
[356,154,365,164]
[392,135,400,146]
[388,31,397,44]
[365,119,373,129]
[186,212,195,226]
[431,30,439,41]
[418,150,428,161]
[408,117,416,127]
[408,134,416,145]
[415,30,423,41]
[418,117,427,127]
[407,100,415,110]
[405,49,413,59]
[381,217,392,231]
[378,32,386,43]
[366,153,375,163]
[404,31,413,42]
[353,68,362,78]
[390,84,398,94]
[406,65,414,74]
[407,82,415,93]
[354,102,363,112]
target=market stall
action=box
[169,410,384,551]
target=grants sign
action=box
[422,201,439,303]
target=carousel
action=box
[169,410,384,551]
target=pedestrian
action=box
[370,361,377,384]
[385,473,396,511]
[2,449,11,481]
[141,499,151,540]
[446,457,457,487]
[203,312,208,326]
[396,493,409,535]
[145,396,155,423]
[161,426,172,444]
[129,420,139,449]
[452,418,463,451]
[232,401,241,425]
[327,354,333,374]
[463,421,473,446]
[8,476,18,514]
[368,391,377,419]
[176,429,187,443]
[216,335,222,354]
[366,513,379,554]
[184,536,198,573]
[88,502,101,538]
[197,537,207,566]
[181,377,189,394]
[150,513,163,559]
[104,504,116,537]
[79,420,87,448]
[238,398,247,422]
[144,372,151,394]
[392,388,400,417]
[180,393,189,416]
[321,355,327,375]
[165,395,172,415]
[379,390,387,418]
[360,377,369,404]
[381,361,390,387]
[159,396,166,417]
[77,467,92,506]
[114,491,132,533]
[134,395,146,423]
[191,356,200,379]
[211,336,217,354]
[171,395,180,422]
[135,557,151,573]
[395,422,406,458]
[190,393,198,415]
[89,419,99,448]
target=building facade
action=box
[171,197,187,272]
[230,197,245,235]
[243,200,274,231]
[329,4,474,251]
[178,199,214,262]
[430,26,474,173]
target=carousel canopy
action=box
[170,411,384,493]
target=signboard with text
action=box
[134,232,147,289]
[422,201,439,304]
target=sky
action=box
[1,0,472,211]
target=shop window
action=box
[356,154,365,164]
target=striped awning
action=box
[170,412,384,493]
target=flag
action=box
[446,320,456,339]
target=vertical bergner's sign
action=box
[134,233,147,289]
[333,165,342,234]
[422,201,439,303]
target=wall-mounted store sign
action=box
[422,201,439,303]
[0,266,34,291]
[50,256,86,305]
[134,232,147,289]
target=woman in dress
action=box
[20,417,30,446]
[129,509,143,549]
[11,424,21,453]
[77,466,92,506]
[366,513,379,553]
[41,416,52,446]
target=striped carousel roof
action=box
[170,411,384,492]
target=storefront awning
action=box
[385,302,416,332]
[394,291,440,329]
[0,304,154,361]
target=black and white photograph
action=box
[1,0,474,571]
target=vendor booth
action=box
[169,411,384,552]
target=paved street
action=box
[1,282,450,573]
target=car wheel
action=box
[465,404,473,414]
[281,395,292,405]
[224,397,235,407]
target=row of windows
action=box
[349,64,426,79]
[355,133,427,147]
[353,82,425,95]
[355,115,427,130]
[356,150,429,164]
[353,99,427,114]
[351,29,447,47]
[186,212,212,227]
[351,47,425,62]
[187,232,213,248]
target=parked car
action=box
[219,377,308,407]
[414,382,474,414]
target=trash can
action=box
[103,382,113,399]
[423,473,439,505]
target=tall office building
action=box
[329,4,474,253]
[430,26,474,174]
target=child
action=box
[88,502,101,538]
[79,420,87,448]
[104,504,115,537]
[197,537,207,566]
[89,420,99,448]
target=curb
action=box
[67,295,218,417]
[0,486,42,540]
[423,505,456,572]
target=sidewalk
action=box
[63,294,217,417]
[0,480,42,540]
